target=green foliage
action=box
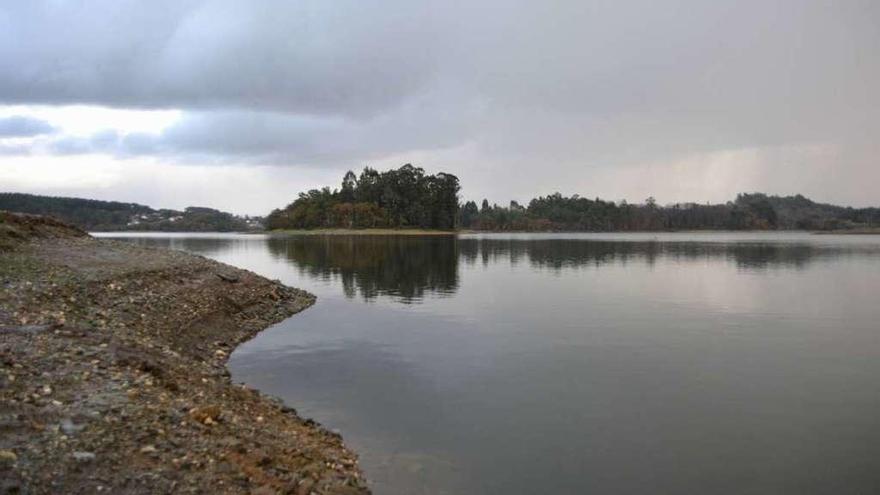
[459,192,880,232]
[266,164,460,230]
[0,193,256,232]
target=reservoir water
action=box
[100,232,880,494]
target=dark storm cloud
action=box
[0,115,55,137]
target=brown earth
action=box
[0,212,368,494]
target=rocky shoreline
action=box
[0,212,368,494]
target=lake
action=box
[99,232,880,494]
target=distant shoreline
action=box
[269,228,457,236]
[93,227,880,236]
[813,228,880,235]
[263,228,880,236]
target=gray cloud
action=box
[0,1,444,117]
[29,90,481,164]
[1,0,878,207]
[0,115,55,137]
[47,130,119,155]
[0,144,31,156]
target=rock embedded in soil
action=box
[72,452,96,463]
[0,212,368,494]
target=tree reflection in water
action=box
[267,235,878,303]
[267,236,460,303]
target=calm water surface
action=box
[100,232,880,494]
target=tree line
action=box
[6,170,875,233]
[461,193,880,231]
[267,164,878,232]
[265,164,460,230]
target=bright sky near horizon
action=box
[1,1,878,215]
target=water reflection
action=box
[266,236,459,303]
[460,239,866,271]
[261,235,880,302]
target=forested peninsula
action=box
[267,165,880,232]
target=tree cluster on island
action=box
[265,164,461,230]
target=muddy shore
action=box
[0,212,368,494]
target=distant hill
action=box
[743,193,880,230]
[0,193,261,232]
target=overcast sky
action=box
[1,1,877,214]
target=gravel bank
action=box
[0,212,368,494]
